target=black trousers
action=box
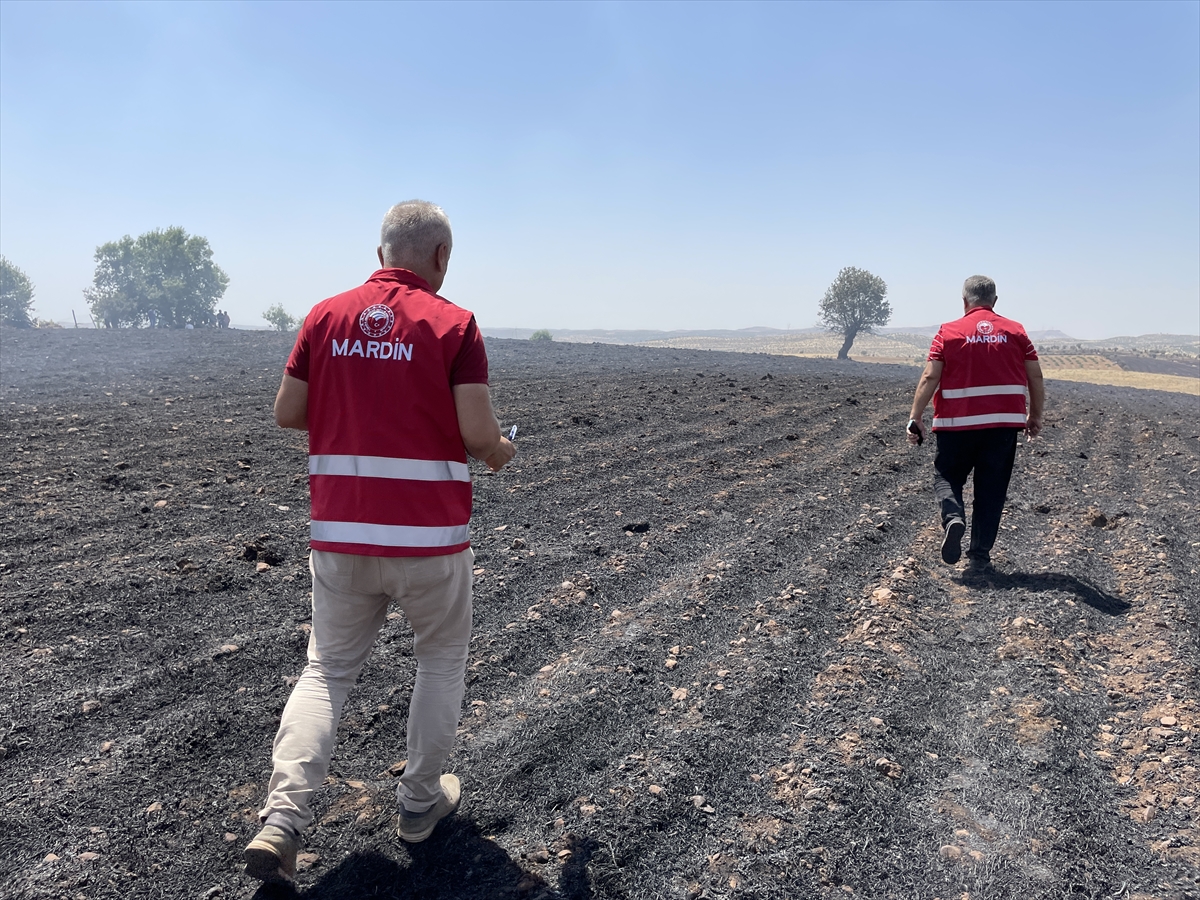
[933,428,1019,561]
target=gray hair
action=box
[962,275,997,307]
[380,200,452,269]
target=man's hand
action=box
[908,360,942,445]
[1024,359,1045,441]
[906,419,925,445]
[484,437,516,472]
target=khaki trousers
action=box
[258,547,473,832]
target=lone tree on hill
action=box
[818,266,891,359]
[0,256,36,328]
[530,329,553,341]
[85,227,229,328]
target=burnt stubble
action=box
[2,329,1197,900]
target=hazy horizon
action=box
[2,2,1197,340]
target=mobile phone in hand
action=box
[907,419,923,445]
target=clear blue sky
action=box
[2,1,1197,338]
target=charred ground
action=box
[1,329,1198,900]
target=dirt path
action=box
[1,330,1197,900]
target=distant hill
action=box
[481,326,827,344]
[482,326,1197,357]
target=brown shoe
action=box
[244,824,299,884]
[398,774,461,843]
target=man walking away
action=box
[906,275,1045,578]
[244,200,516,886]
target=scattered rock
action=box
[664,658,678,670]
[1161,716,1178,726]
[871,587,894,603]
[42,853,59,863]
[529,847,550,863]
[81,700,102,714]
[938,845,962,861]
[154,500,168,508]
[215,644,239,656]
[295,852,319,871]
[648,784,664,796]
[78,852,100,862]
[388,760,407,777]
[875,758,902,778]
[805,787,831,801]
[223,832,237,842]
[146,801,163,813]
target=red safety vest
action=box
[929,307,1038,431]
[286,270,486,556]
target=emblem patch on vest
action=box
[359,305,395,338]
[976,320,994,335]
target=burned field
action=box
[1,328,1198,900]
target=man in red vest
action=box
[906,275,1045,577]
[244,200,515,885]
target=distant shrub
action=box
[263,303,299,332]
[530,329,553,342]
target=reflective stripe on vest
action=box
[310,520,471,548]
[932,413,1028,428]
[939,384,1027,400]
[309,454,470,483]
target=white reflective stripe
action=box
[309,454,470,483]
[933,413,1028,428]
[311,520,470,548]
[940,384,1027,399]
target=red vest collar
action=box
[367,268,433,293]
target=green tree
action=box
[262,303,299,332]
[530,329,553,341]
[818,266,891,359]
[85,227,229,328]
[0,256,36,328]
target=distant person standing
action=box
[244,200,516,886]
[906,276,1045,577]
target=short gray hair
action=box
[380,200,452,269]
[962,275,997,307]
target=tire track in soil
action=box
[441,382,952,899]
[812,397,1200,900]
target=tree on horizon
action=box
[0,256,36,328]
[85,227,229,328]
[818,266,891,359]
